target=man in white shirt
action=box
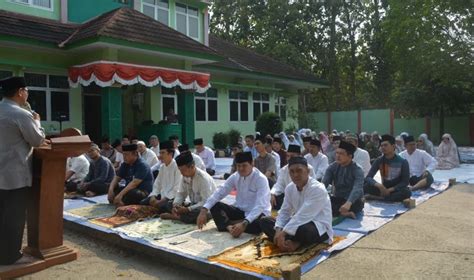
[197,151,271,237]
[345,135,371,176]
[142,141,182,213]
[169,135,181,159]
[160,151,216,224]
[65,154,90,191]
[137,141,159,167]
[399,135,437,191]
[304,139,329,181]
[243,134,258,159]
[149,135,160,157]
[178,144,206,171]
[194,138,216,176]
[271,144,316,210]
[260,156,333,252]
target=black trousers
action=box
[179,207,212,224]
[364,184,411,202]
[330,196,364,217]
[65,181,109,195]
[113,187,149,205]
[273,194,285,210]
[409,171,434,188]
[259,216,329,246]
[0,187,29,265]
[210,202,263,234]
[139,195,173,214]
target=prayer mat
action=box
[208,235,344,278]
[115,218,196,241]
[90,205,159,228]
[66,203,116,219]
[152,221,254,258]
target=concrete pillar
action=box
[101,87,123,141]
[203,8,209,46]
[60,0,68,23]
[177,90,195,146]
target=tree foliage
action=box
[210,0,473,124]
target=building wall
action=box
[67,0,132,23]
[0,0,60,20]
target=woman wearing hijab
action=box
[319,131,331,154]
[436,134,460,169]
[417,133,436,157]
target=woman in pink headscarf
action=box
[318,131,331,154]
[436,133,460,169]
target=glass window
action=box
[253,92,270,121]
[195,88,218,122]
[161,86,177,120]
[143,0,169,25]
[229,90,248,121]
[175,3,199,39]
[275,96,287,121]
[24,73,70,121]
[14,0,51,9]
[51,91,69,121]
[0,70,12,80]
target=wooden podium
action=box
[0,131,90,279]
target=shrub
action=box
[212,132,229,149]
[227,128,241,146]
[255,112,283,137]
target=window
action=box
[275,96,287,121]
[175,3,199,40]
[142,0,169,25]
[229,90,248,121]
[24,73,70,121]
[195,88,217,121]
[12,0,52,10]
[161,86,177,120]
[252,92,270,121]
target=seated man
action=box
[265,136,281,178]
[243,134,258,158]
[254,137,277,187]
[304,139,329,181]
[301,136,312,156]
[322,141,364,219]
[272,136,288,168]
[137,141,159,167]
[160,152,216,224]
[64,153,90,192]
[142,141,182,213]
[67,144,115,197]
[400,135,437,191]
[178,144,206,171]
[197,152,271,237]
[100,137,116,164]
[327,135,341,164]
[168,135,181,158]
[271,145,316,210]
[193,138,216,175]
[224,143,243,179]
[108,144,154,206]
[260,157,333,252]
[345,134,371,176]
[364,135,411,202]
[149,135,160,156]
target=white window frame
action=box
[275,96,287,121]
[25,72,70,122]
[175,3,200,40]
[229,90,249,122]
[194,89,218,122]
[161,87,178,119]
[142,0,169,25]
[252,92,270,121]
[10,0,54,11]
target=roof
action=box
[0,8,218,58]
[204,34,326,85]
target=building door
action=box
[82,85,102,144]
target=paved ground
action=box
[304,183,474,279]
[18,184,474,280]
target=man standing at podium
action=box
[0,77,46,265]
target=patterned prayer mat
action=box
[152,221,254,258]
[90,205,159,228]
[115,218,196,240]
[66,203,116,219]
[208,235,344,278]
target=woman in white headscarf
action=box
[417,133,436,157]
[436,133,460,169]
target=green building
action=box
[0,0,326,147]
